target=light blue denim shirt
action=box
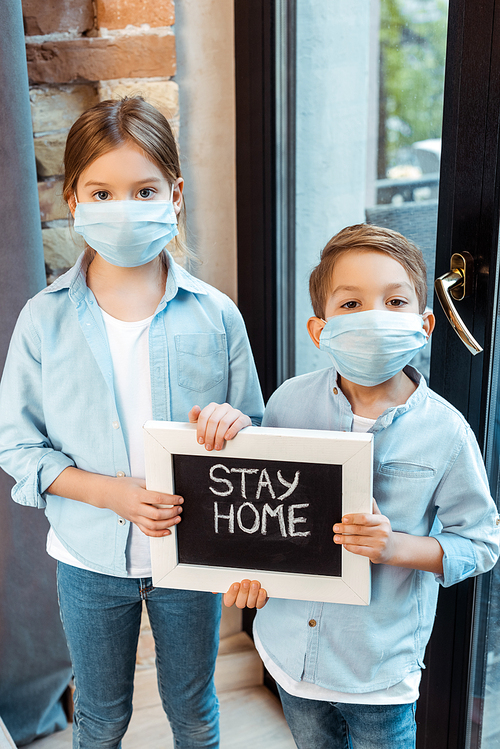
[254,366,500,693]
[0,252,264,576]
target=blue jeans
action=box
[56,562,221,749]
[277,684,416,749]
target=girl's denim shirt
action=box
[254,366,500,694]
[0,252,264,575]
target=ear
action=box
[68,192,77,218]
[172,178,184,216]
[307,316,326,350]
[422,310,435,340]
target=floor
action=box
[22,616,295,749]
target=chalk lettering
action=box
[236,502,260,534]
[209,464,301,501]
[209,464,234,496]
[210,466,309,538]
[256,468,276,500]
[261,503,287,536]
[288,504,311,537]
[214,502,235,533]
[276,470,300,500]
[229,467,259,498]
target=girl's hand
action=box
[333,499,396,565]
[224,580,268,609]
[189,403,251,451]
[47,467,183,537]
[101,476,183,537]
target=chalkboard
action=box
[174,454,342,576]
[144,422,373,605]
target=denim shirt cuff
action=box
[12,453,76,509]
[433,532,476,587]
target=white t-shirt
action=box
[47,308,154,577]
[253,411,421,705]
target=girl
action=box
[0,97,264,748]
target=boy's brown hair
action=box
[309,224,428,318]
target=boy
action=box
[225,224,500,748]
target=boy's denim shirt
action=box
[254,366,500,693]
[0,252,264,576]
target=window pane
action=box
[292,0,448,380]
[467,250,500,747]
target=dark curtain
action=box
[0,0,72,744]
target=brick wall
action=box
[24,0,179,282]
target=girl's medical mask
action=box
[319,309,428,387]
[73,194,178,268]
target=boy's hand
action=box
[223,580,268,609]
[189,403,251,451]
[333,499,444,574]
[333,499,396,565]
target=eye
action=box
[387,298,407,308]
[93,190,110,201]
[137,188,155,199]
[341,300,360,309]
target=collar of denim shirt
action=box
[331,364,429,434]
[46,251,208,311]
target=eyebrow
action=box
[82,177,164,188]
[331,281,414,295]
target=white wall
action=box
[175,0,238,302]
[175,1,242,637]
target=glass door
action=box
[234,0,500,745]
[476,324,500,748]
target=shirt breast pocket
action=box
[378,462,436,479]
[175,333,227,392]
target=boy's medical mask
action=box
[319,309,428,387]
[73,197,178,268]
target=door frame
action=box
[417,0,500,746]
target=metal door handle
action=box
[434,252,482,355]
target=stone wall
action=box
[23,0,179,282]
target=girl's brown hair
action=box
[309,224,428,318]
[63,96,189,261]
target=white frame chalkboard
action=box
[144,422,373,605]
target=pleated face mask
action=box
[319,309,428,386]
[73,197,178,268]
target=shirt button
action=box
[496,516,500,526]
[112,421,120,430]
[333,387,338,395]
[118,518,126,526]
[308,619,317,628]
[116,471,125,478]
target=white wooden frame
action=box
[144,421,373,605]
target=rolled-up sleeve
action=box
[432,424,500,586]
[0,302,75,508]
